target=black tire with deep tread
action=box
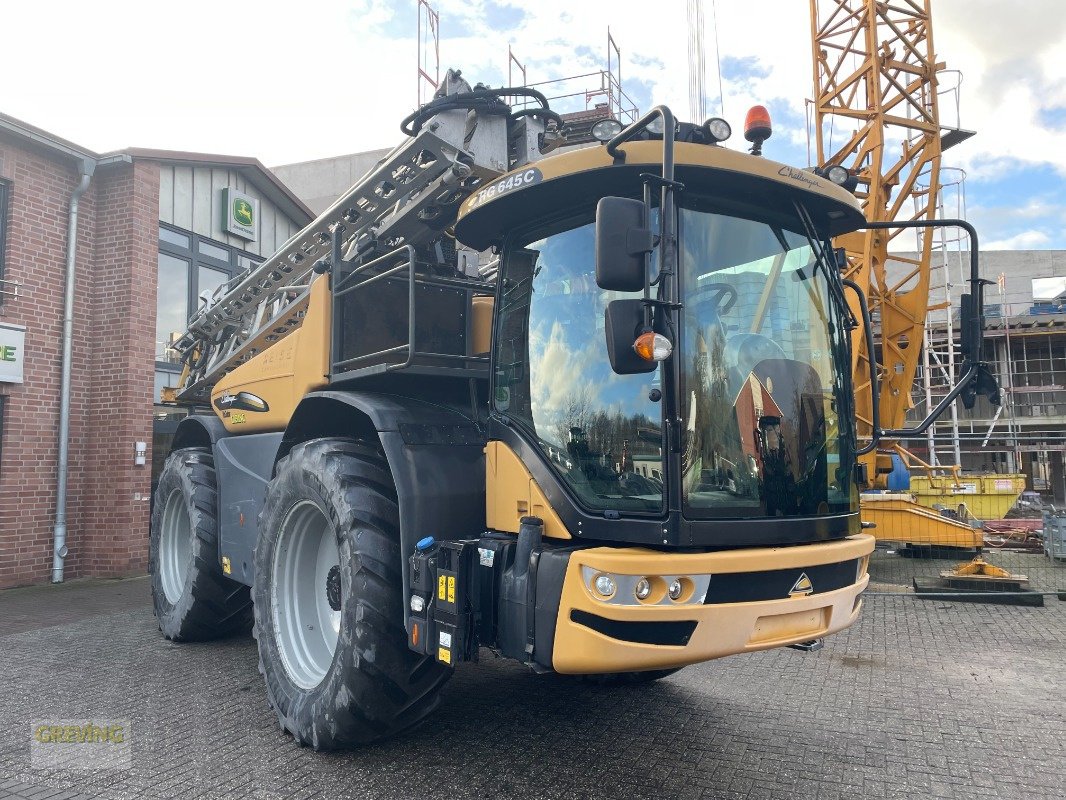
[252,437,451,749]
[150,447,254,641]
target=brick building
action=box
[0,113,311,588]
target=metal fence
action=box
[865,509,1066,604]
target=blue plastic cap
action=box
[416,536,435,551]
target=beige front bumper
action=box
[551,534,874,674]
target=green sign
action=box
[0,323,25,384]
[222,188,258,241]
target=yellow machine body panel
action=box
[550,535,874,673]
[211,274,331,434]
[485,441,571,540]
[859,494,981,549]
[456,140,862,241]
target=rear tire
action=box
[150,447,253,641]
[253,437,451,749]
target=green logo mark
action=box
[232,199,254,227]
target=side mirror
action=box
[605,299,657,374]
[595,197,655,292]
[959,292,982,359]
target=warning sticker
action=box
[439,631,452,648]
[447,576,456,604]
[478,548,495,567]
[438,646,451,664]
[438,574,447,601]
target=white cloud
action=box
[985,230,1051,250]
[2,0,1062,246]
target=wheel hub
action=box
[159,488,193,604]
[271,501,342,690]
[326,565,342,611]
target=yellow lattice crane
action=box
[810,0,1001,547]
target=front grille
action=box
[703,559,858,604]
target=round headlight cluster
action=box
[704,117,732,143]
[635,578,652,600]
[591,118,623,143]
[825,164,850,185]
[594,574,617,598]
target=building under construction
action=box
[908,249,1066,502]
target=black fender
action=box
[283,391,487,607]
[171,413,229,453]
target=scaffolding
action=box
[512,29,639,124]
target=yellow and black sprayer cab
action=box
[151,72,998,748]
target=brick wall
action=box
[81,160,159,579]
[0,138,158,588]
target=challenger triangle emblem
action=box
[789,573,813,597]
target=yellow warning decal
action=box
[438,646,451,664]
[447,576,455,604]
[438,574,446,601]
[221,556,232,575]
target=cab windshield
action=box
[679,203,856,518]
[493,216,664,514]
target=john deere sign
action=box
[222,188,258,241]
[0,323,26,384]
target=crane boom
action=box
[809,0,974,472]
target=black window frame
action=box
[155,223,262,377]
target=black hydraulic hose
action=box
[401,86,554,137]
[510,107,564,127]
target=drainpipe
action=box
[52,158,95,583]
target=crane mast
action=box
[809,0,972,480]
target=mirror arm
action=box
[882,363,978,438]
[859,217,994,438]
[842,279,881,456]
[861,218,988,360]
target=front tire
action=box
[253,438,450,749]
[150,448,253,641]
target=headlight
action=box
[582,567,710,605]
[593,574,617,598]
[704,117,732,143]
[591,118,623,143]
[635,577,652,601]
[826,164,850,185]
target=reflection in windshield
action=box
[494,220,664,513]
[680,206,855,518]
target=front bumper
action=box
[550,534,874,674]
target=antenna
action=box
[417,0,440,106]
[687,0,707,122]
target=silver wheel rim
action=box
[159,488,193,604]
[271,501,342,690]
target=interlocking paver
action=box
[0,576,1063,799]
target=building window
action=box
[155,224,262,387]
[0,180,10,306]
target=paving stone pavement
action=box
[1,576,1063,800]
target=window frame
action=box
[155,223,262,377]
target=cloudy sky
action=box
[3,0,1064,249]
